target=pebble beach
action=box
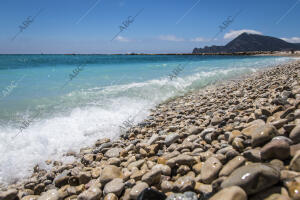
[2,59,300,200]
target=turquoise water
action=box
[0,54,295,184]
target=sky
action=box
[0,0,299,54]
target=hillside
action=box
[193,33,300,53]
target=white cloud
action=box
[281,37,300,43]
[159,35,185,42]
[115,36,130,42]
[224,29,262,39]
[190,37,205,42]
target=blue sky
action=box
[0,0,299,54]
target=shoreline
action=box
[1,60,300,200]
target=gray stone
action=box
[99,165,122,184]
[78,186,102,200]
[261,139,290,160]
[219,156,246,177]
[165,133,180,146]
[166,155,195,167]
[173,176,195,192]
[129,182,149,200]
[141,168,161,185]
[151,164,171,176]
[221,163,280,195]
[251,124,278,147]
[147,134,159,145]
[103,178,125,196]
[210,186,247,200]
[200,157,222,184]
[290,125,300,143]
[105,148,123,158]
[38,189,60,200]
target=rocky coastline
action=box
[1,60,300,200]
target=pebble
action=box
[105,148,123,158]
[210,186,247,200]
[219,156,246,176]
[261,139,290,160]
[251,124,278,147]
[129,182,149,200]
[100,165,123,184]
[166,155,195,167]
[200,157,222,184]
[78,186,102,200]
[221,163,280,195]
[290,125,300,143]
[38,189,60,200]
[173,176,195,192]
[165,133,180,146]
[141,169,161,185]
[103,178,125,196]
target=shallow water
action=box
[0,54,295,184]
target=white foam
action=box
[0,57,293,185]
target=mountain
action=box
[193,33,300,54]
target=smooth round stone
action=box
[151,164,171,176]
[105,148,123,158]
[39,189,60,200]
[251,124,278,147]
[141,169,161,185]
[188,126,203,135]
[219,156,246,177]
[165,133,180,146]
[166,155,195,167]
[200,157,222,184]
[242,149,261,162]
[290,125,300,143]
[261,139,290,160]
[221,163,280,195]
[129,182,149,200]
[210,186,247,200]
[78,186,102,200]
[173,176,195,192]
[241,119,265,137]
[103,178,125,196]
[147,134,160,145]
[99,165,122,184]
[272,136,293,144]
[161,181,174,193]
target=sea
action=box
[0,54,296,185]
